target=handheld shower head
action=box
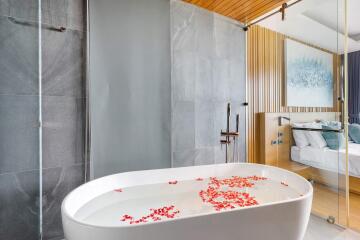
[227,103,231,117]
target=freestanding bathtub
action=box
[62,163,313,240]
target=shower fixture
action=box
[220,103,240,163]
[7,16,66,32]
[278,116,291,126]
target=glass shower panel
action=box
[257,0,349,228]
[285,0,348,227]
[0,1,41,239]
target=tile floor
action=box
[62,215,360,240]
[305,215,360,240]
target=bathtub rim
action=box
[61,163,313,229]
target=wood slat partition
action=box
[247,25,341,163]
[183,0,289,24]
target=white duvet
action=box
[291,142,360,177]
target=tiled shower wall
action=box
[0,1,86,240]
[171,0,246,167]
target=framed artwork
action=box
[285,39,334,107]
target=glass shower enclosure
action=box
[1,1,87,239]
[259,0,350,229]
[0,1,41,239]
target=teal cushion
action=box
[321,126,345,150]
[349,124,360,143]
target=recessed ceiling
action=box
[303,0,360,41]
[257,0,360,53]
[183,0,289,24]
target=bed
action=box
[259,112,360,195]
[291,143,360,178]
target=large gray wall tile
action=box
[41,0,67,29]
[172,101,195,151]
[229,60,246,102]
[0,171,40,240]
[0,0,10,16]
[172,149,197,167]
[0,95,39,174]
[195,101,215,148]
[214,146,226,164]
[0,0,85,31]
[171,0,197,53]
[42,0,85,31]
[214,16,244,61]
[171,1,246,167]
[6,0,38,21]
[42,28,85,97]
[0,16,39,95]
[42,96,85,169]
[213,58,231,102]
[194,6,214,57]
[42,164,84,240]
[66,0,86,31]
[0,1,86,240]
[195,147,215,165]
[172,50,196,102]
[195,56,213,101]
[214,101,228,134]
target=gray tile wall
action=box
[41,1,86,239]
[171,0,247,167]
[0,1,86,240]
[0,1,41,239]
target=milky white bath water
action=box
[74,176,301,226]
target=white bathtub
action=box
[62,163,313,240]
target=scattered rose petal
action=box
[281,182,289,187]
[168,180,178,185]
[121,206,180,225]
[114,188,123,192]
[198,176,267,211]
[196,178,204,181]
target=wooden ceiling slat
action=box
[221,0,252,15]
[212,0,232,12]
[201,0,217,9]
[207,0,228,10]
[183,0,290,23]
[212,0,244,12]
[224,0,268,17]
[230,0,280,21]
[237,0,286,23]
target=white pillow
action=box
[291,123,310,148]
[305,131,327,148]
[302,122,322,129]
[293,130,310,148]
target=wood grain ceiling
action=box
[183,0,289,24]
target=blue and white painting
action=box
[285,39,333,107]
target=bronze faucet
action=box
[220,103,240,163]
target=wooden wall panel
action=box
[247,25,341,163]
[183,0,288,24]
